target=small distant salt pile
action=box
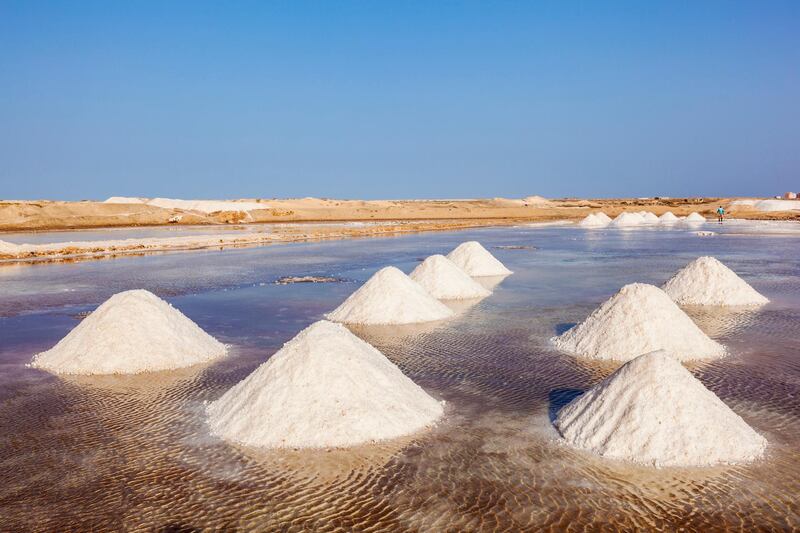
[554,350,766,467]
[578,213,609,228]
[326,266,453,325]
[0,240,19,257]
[595,212,612,223]
[446,241,513,277]
[31,290,227,374]
[640,212,660,224]
[663,256,769,306]
[410,255,491,300]
[206,320,444,448]
[685,212,706,223]
[659,211,679,223]
[609,212,645,227]
[551,283,725,361]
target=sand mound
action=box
[578,214,609,228]
[685,212,706,222]
[410,255,491,300]
[555,350,766,467]
[206,320,444,448]
[609,212,645,227]
[326,266,454,325]
[31,290,227,374]
[551,283,725,362]
[659,211,679,223]
[446,241,513,276]
[663,256,769,306]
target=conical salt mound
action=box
[685,212,706,222]
[446,241,513,276]
[206,320,444,448]
[578,214,608,228]
[609,212,644,227]
[555,350,767,467]
[663,256,769,306]
[410,255,491,300]
[659,211,679,223]
[326,266,453,325]
[596,212,612,223]
[640,212,660,224]
[551,283,725,361]
[31,290,227,375]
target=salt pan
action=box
[206,320,444,448]
[31,290,227,375]
[551,283,725,361]
[446,241,513,276]
[410,255,491,300]
[326,266,454,325]
[663,256,769,306]
[555,350,767,467]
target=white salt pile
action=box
[685,212,706,223]
[554,350,767,467]
[446,241,513,276]
[595,212,612,223]
[551,283,725,362]
[609,212,645,227]
[0,240,19,257]
[206,320,444,448]
[663,256,769,306]
[659,211,679,223]
[30,290,227,375]
[578,214,609,228]
[410,255,491,300]
[640,212,660,224]
[104,196,267,213]
[326,266,454,325]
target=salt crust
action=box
[555,350,767,467]
[446,241,513,276]
[551,283,725,361]
[410,255,491,300]
[663,256,769,306]
[206,320,444,448]
[326,266,454,325]
[31,290,227,375]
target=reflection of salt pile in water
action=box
[609,212,645,227]
[31,290,227,374]
[410,255,491,300]
[551,283,725,361]
[664,256,769,306]
[447,241,513,276]
[206,320,444,448]
[555,350,766,467]
[685,212,706,223]
[578,214,609,228]
[659,211,679,223]
[326,266,453,325]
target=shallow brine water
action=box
[1,223,799,531]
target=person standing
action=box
[716,206,725,223]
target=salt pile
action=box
[30,290,227,375]
[640,212,660,224]
[663,256,769,306]
[578,214,609,228]
[446,241,513,276]
[595,212,612,223]
[551,283,725,361]
[326,266,454,325]
[659,211,679,223]
[609,212,645,227]
[206,320,444,448]
[410,255,491,300]
[685,212,706,223]
[750,199,800,212]
[554,350,766,467]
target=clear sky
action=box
[1,1,798,200]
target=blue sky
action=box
[1,1,798,200]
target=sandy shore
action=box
[1,196,796,263]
